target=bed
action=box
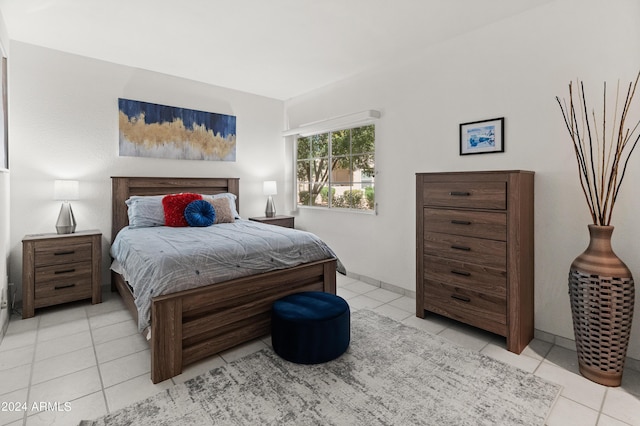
[110,176,338,383]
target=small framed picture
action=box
[459,117,504,155]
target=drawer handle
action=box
[54,284,76,290]
[449,191,471,196]
[451,270,471,276]
[451,220,471,225]
[451,245,471,251]
[54,250,75,256]
[54,268,76,275]
[451,294,471,303]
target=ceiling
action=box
[0,0,552,100]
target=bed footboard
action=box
[150,259,337,383]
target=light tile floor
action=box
[0,274,638,425]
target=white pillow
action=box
[125,195,165,228]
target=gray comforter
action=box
[110,219,343,331]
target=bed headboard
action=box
[111,176,240,243]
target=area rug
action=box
[80,310,561,425]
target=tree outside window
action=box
[296,124,375,211]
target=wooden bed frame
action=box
[111,177,337,383]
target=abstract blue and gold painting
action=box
[118,98,236,161]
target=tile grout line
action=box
[593,387,606,425]
[22,316,40,426]
[86,306,111,416]
[529,338,554,377]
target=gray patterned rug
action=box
[80,310,560,425]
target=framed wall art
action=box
[459,117,504,156]
[118,98,237,161]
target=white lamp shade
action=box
[54,180,79,201]
[263,180,277,196]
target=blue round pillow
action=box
[184,199,216,227]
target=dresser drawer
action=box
[34,241,92,267]
[423,280,507,336]
[423,181,506,209]
[34,277,92,308]
[424,208,506,241]
[424,255,506,296]
[423,232,506,269]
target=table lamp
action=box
[54,179,79,234]
[263,180,277,217]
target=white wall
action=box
[285,0,640,358]
[0,10,10,340]
[7,42,285,303]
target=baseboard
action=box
[344,271,416,299]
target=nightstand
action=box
[249,215,295,228]
[22,230,102,318]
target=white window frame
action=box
[292,124,377,214]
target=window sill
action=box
[295,205,377,215]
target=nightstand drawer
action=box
[34,261,92,284]
[34,277,92,308]
[424,208,506,241]
[423,181,506,209]
[34,242,92,267]
[249,215,295,228]
[263,217,294,228]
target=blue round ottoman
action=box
[271,291,350,364]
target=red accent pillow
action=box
[162,193,203,227]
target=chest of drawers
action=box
[22,230,102,318]
[416,171,534,353]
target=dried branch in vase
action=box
[556,71,640,226]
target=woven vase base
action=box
[579,362,623,387]
[569,268,634,387]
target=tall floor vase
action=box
[568,225,635,386]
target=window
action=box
[296,124,375,212]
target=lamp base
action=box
[265,196,276,218]
[56,202,76,234]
